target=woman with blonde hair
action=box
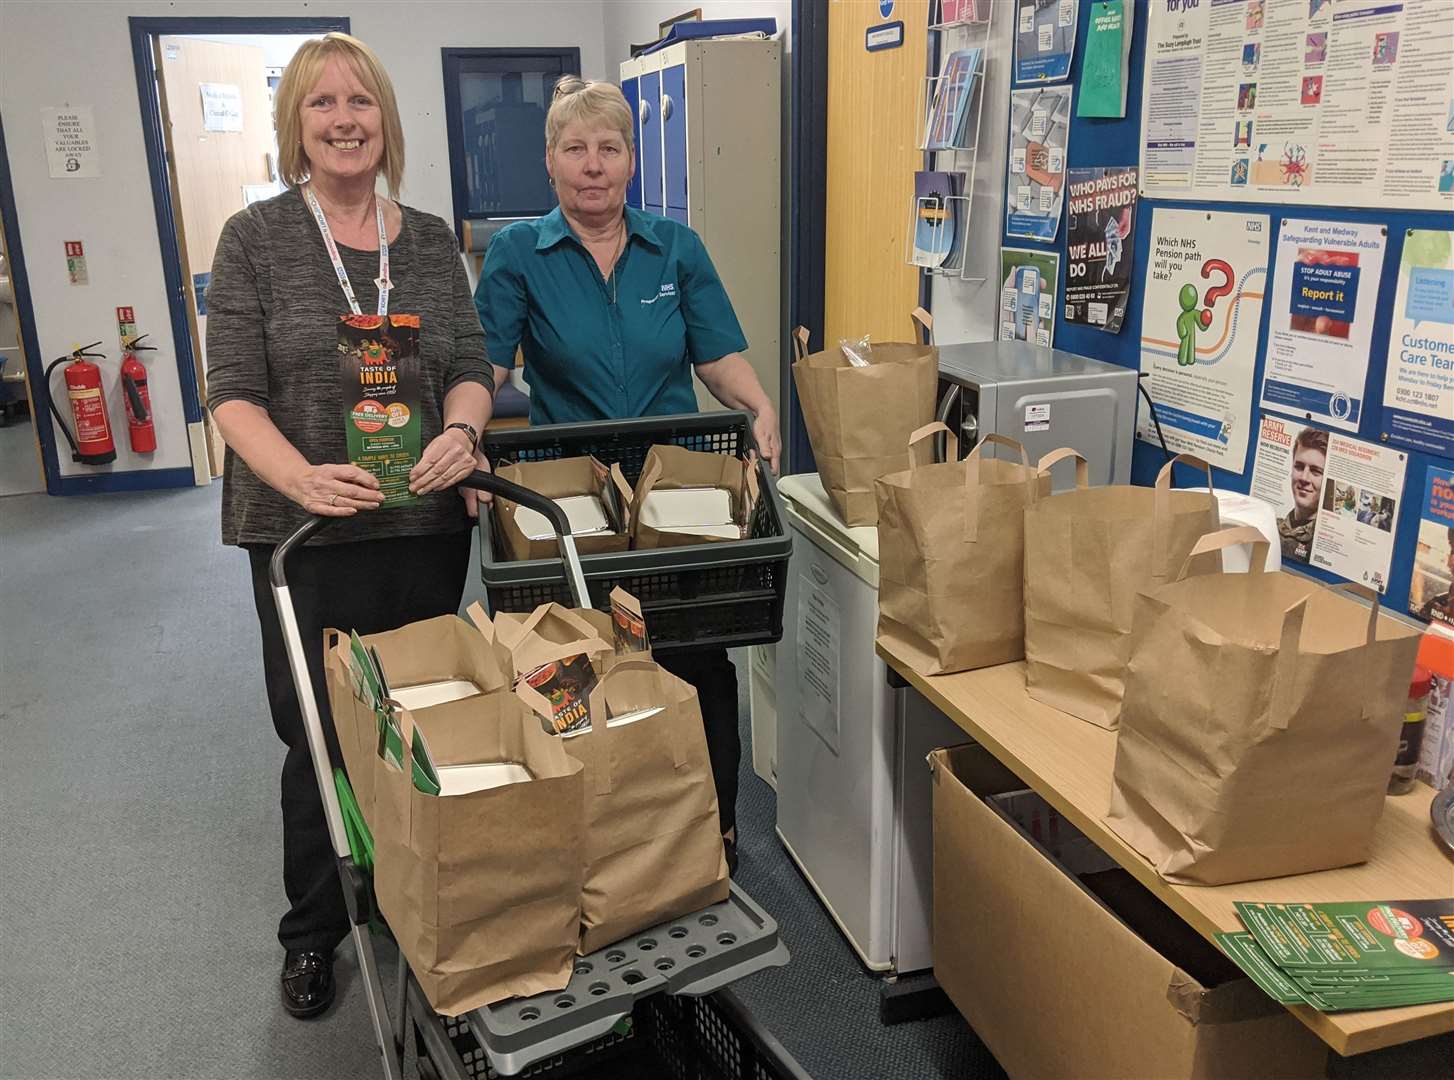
[206,32,494,1018]
[475,77,780,875]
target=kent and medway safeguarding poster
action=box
[1007,85,1072,242]
[1410,465,1454,626]
[1381,229,1454,458]
[1000,247,1060,347]
[1137,208,1268,472]
[1064,166,1137,333]
[1139,0,1454,211]
[1250,415,1407,593]
[1015,0,1078,84]
[1259,219,1386,433]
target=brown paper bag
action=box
[323,615,512,831]
[492,456,632,562]
[1023,452,1220,730]
[1106,528,1423,884]
[875,427,1053,675]
[561,658,729,952]
[630,444,759,550]
[372,693,586,1015]
[791,325,939,526]
[485,602,614,677]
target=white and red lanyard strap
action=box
[304,184,391,317]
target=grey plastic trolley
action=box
[270,471,803,1079]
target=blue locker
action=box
[661,64,688,214]
[620,75,642,209]
[639,71,663,214]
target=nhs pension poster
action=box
[1138,208,1268,472]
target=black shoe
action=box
[281,949,335,1019]
[724,836,739,877]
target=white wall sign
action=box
[41,106,100,178]
[200,83,244,133]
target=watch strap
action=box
[445,421,479,449]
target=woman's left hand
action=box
[409,428,477,496]
[752,407,781,476]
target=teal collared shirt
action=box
[474,206,748,425]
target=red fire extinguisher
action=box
[44,341,116,465]
[120,333,157,454]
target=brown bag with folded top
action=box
[629,444,759,549]
[1023,452,1220,730]
[791,325,939,526]
[371,693,586,1015]
[492,456,633,562]
[553,658,729,953]
[1106,528,1423,884]
[875,427,1053,675]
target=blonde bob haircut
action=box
[546,77,635,153]
[275,33,405,198]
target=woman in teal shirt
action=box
[475,78,781,871]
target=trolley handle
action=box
[270,470,589,606]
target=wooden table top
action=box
[878,645,1454,1057]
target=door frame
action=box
[129,15,349,458]
[0,114,55,493]
[788,0,828,474]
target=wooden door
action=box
[822,0,927,347]
[156,36,275,473]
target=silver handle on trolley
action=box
[456,470,590,609]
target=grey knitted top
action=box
[205,188,493,546]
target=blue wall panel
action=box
[1005,0,1453,618]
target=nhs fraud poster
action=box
[1064,166,1138,334]
[1411,465,1454,626]
[1137,208,1268,472]
[1250,416,1407,594]
[1259,219,1386,433]
[1139,0,1454,212]
[1381,230,1454,458]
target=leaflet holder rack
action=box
[927,0,993,32]
[905,193,979,281]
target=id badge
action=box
[338,313,421,507]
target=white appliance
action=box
[774,473,967,974]
[747,643,778,789]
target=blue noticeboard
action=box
[1007,2,1453,619]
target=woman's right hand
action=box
[286,463,385,517]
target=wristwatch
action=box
[445,421,479,450]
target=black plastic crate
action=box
[479,413,791,653]
[420,991,811,1080]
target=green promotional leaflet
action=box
[1219,900,1454,1012]
[1076,1,1125,118]
[339,313,421,507]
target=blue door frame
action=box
[107,15,351,497]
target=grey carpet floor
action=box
[0,484,999,1080]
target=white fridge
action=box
[774,474,967,974]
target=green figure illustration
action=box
[1175,283,1200,366]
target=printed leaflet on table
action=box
[1136,208,1267,472]
[1249,415,1406,594]
[1007,85,1071,242]
[999,247,1060,348]
[1063,166,1137,334]
[1139,0,1454,211]
[1380,229,1454,458]
[1014,0,1078,85]
[1259,219,1386,433]
[1411,465,1454,628]
[1076,0,1133,119]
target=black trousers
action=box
[246,531,471,953]
[656,647,739,837]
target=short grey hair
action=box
[546,77,634,152]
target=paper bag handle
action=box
[959,435,1036,543]
[1035,447,1089,489]
[1269,584,1381,729]
[910,306,933,346]
[1330,582,1381,648]
[505,602,603,651]
[1174,526,1271,581]
[908,421,956,468]
[584,659,689,795]
[791,326,810,363]
[1152,454,1216,581]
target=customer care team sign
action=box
[1381,229,1454,459]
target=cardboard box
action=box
[929,745,1331,1080]
[492,456,631,562]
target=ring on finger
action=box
[330,493,340,506]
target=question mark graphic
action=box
[1198,260,1234,328]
